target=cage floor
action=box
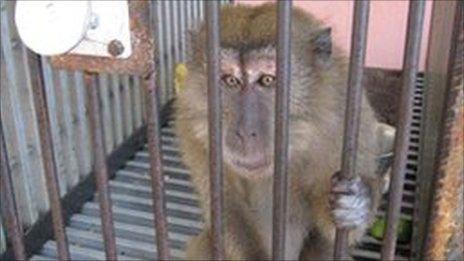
[30,78,423,261]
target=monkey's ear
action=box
[311,27,332,62]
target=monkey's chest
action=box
[246,195,308,260]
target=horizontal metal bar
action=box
[381,1,426,260]
[333,1,370,260]
[273,1,292,260]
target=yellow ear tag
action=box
[174,63,188,95]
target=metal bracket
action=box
[50,1,154,76]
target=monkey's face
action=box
[179,43,322,179]
[177,4,337,179]
[220,47,277,178]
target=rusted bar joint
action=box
[84,71,118,260]
[272,1,292,260]
[0,122,26,261]
[205,1,225,260]
[381,1,426,260]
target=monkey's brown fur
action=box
[175,4,384,260]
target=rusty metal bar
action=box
[143,70,170,260]
[205,1,224,260]
[381,1,425,260]
[0,121,26,261]
[27,53,71,261]
[411,1,464,260]
[84,72,118,260]
[272,1,292,260]
[333,1,370,260]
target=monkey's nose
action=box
[235,129,258,140]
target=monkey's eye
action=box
[258,74,276,87]
[222,75,241,88]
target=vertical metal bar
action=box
[40,58,68,196]
[272,1,292,260]
[185,0,192,31]
[121,75,134,138]
[84,72,118,261]
[170,0,180,63]
[0,122,26,261]
[97,73,114,154]
[163,1,174,101]
[194,0,200,27]
[57,70,80,186]
[416,2,460,259]
[333,1,370,260]
[179,0,187,61]
[199,0,204,20]
[381,1,425,260]
[110,74,124,146]
[143,71,170,260]
[73,71,93,177]
[2,2,43,221]
[27,53,71,261]
[132,77,143,129]
[153,1,167,105]
[205,1,224,259]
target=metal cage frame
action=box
[1,0,461,260]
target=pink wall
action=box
[235,0,432,70]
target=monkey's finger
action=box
[331,179,353,194]
[331,172,361,183]
[331,171,343,182]
[331,176,365,195]
[332,209,369,228]
[335,194,370,210]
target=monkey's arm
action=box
[328,109,389,229]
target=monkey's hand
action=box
[329,172,371,229]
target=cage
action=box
[0,1,462,261]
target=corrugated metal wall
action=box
[1,0,230,254]
[0,0,145,243]
[154,0,208,106]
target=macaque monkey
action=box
[174,4,391,260]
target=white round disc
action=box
[15,1,90,56]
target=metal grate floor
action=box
[31,78,424,261]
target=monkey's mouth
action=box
[224,150,272,174]
[223,140,273,175]
[233,157,269,171]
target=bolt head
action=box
[107,39,124,57]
